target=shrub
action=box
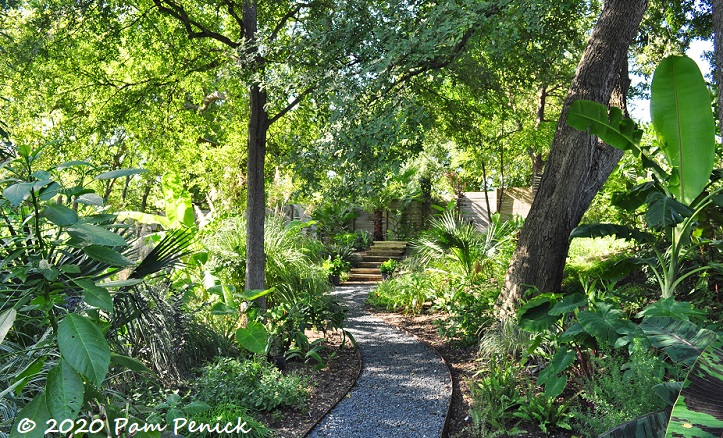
[187,402,271,438]
[571,345,666,437]
[434,279,497,345]
[468,354,526,430]
[192,357,310,412]
[368,271,435,314]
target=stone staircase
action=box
[344,241,408,285]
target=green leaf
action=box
[3,182,34,206]
[57,314,110,385]
[538,347,575,398]
[653,381,683,407]
[161,172,194,227]
[636,298,705,321]
[543,373,568,399]
[210,302,237,315]
[566,99,643,151]
[98,278,143,288]
[549,293,587,315]
[182,401,212,415]
[10,392,51,438]
[46,361,84,421]
[641,317,717,365]
[82,245,133,267]
[38,182,61,201]
[560,322,595,345]
[578,302,626,346]
[74,279,113,312]
[612,181,658,211]
[76,193,104,206]
[57,160,93,170]
[666,341,723,437]
[41,204,79,226]
[570,223,654,244]
[95,168,147,180]
[597,409,670,438]
[517,293,561,332]
[651,55,716,205]
[0,308,17,345]
[240,288,272,301]
[110,353,152,373]
[67,223,127,247]
[645,192,694,229]
[59,264,81,274]
[236,321,269,355]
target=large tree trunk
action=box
[714,0,723,134]
[498,0,647,316]
[244,0,268,307]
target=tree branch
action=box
[268,84,316,125]
[152,0,241,48]
[269,3,313,42]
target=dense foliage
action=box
[1,0,721,436]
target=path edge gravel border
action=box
[301,343,363,437]
[302,307,455,437]
[366,310,454,437]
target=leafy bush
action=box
[192,357,310,412]
[413,211,518,279]
[204,215,331,304]
[188,402,272,438]
[477,318,541,364]
[468,354,526,430]
[323,255,350,276]
[379,258,397,274]
[0,145,186,433]
[434,279,497,345]
[514,391,572,434]
[368,271,435,314]
[571,346,666,437]
[332,230,372,251]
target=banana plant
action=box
[567,55,719,299]
[597,319,722,438]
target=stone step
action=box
[361,255,403,263]
[351,267,382,274]
[365,249,406,256]
[339,280,379,286]
[357,261,382,269]
[371,240,408,247]
[346,273,383,282]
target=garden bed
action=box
[261,331,361,437]
[367,308,574,438]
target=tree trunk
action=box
[499,0,647,316]
[243,0,269,308]
[714,0,723,134]
[373,209,384,241]
[420,176,432,228]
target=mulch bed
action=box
[260,331,360,437]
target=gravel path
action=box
[307,285,452,438]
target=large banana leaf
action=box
[666,340,723,437]
[566,100,643,152]
[570,223,655,244]
[651,55,716,205]
[641,317,718,365]
[598,409,671,438]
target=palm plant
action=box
[413,211,518,278]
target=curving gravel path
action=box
[307,285,452,438]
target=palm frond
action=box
[129,227,194,279]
